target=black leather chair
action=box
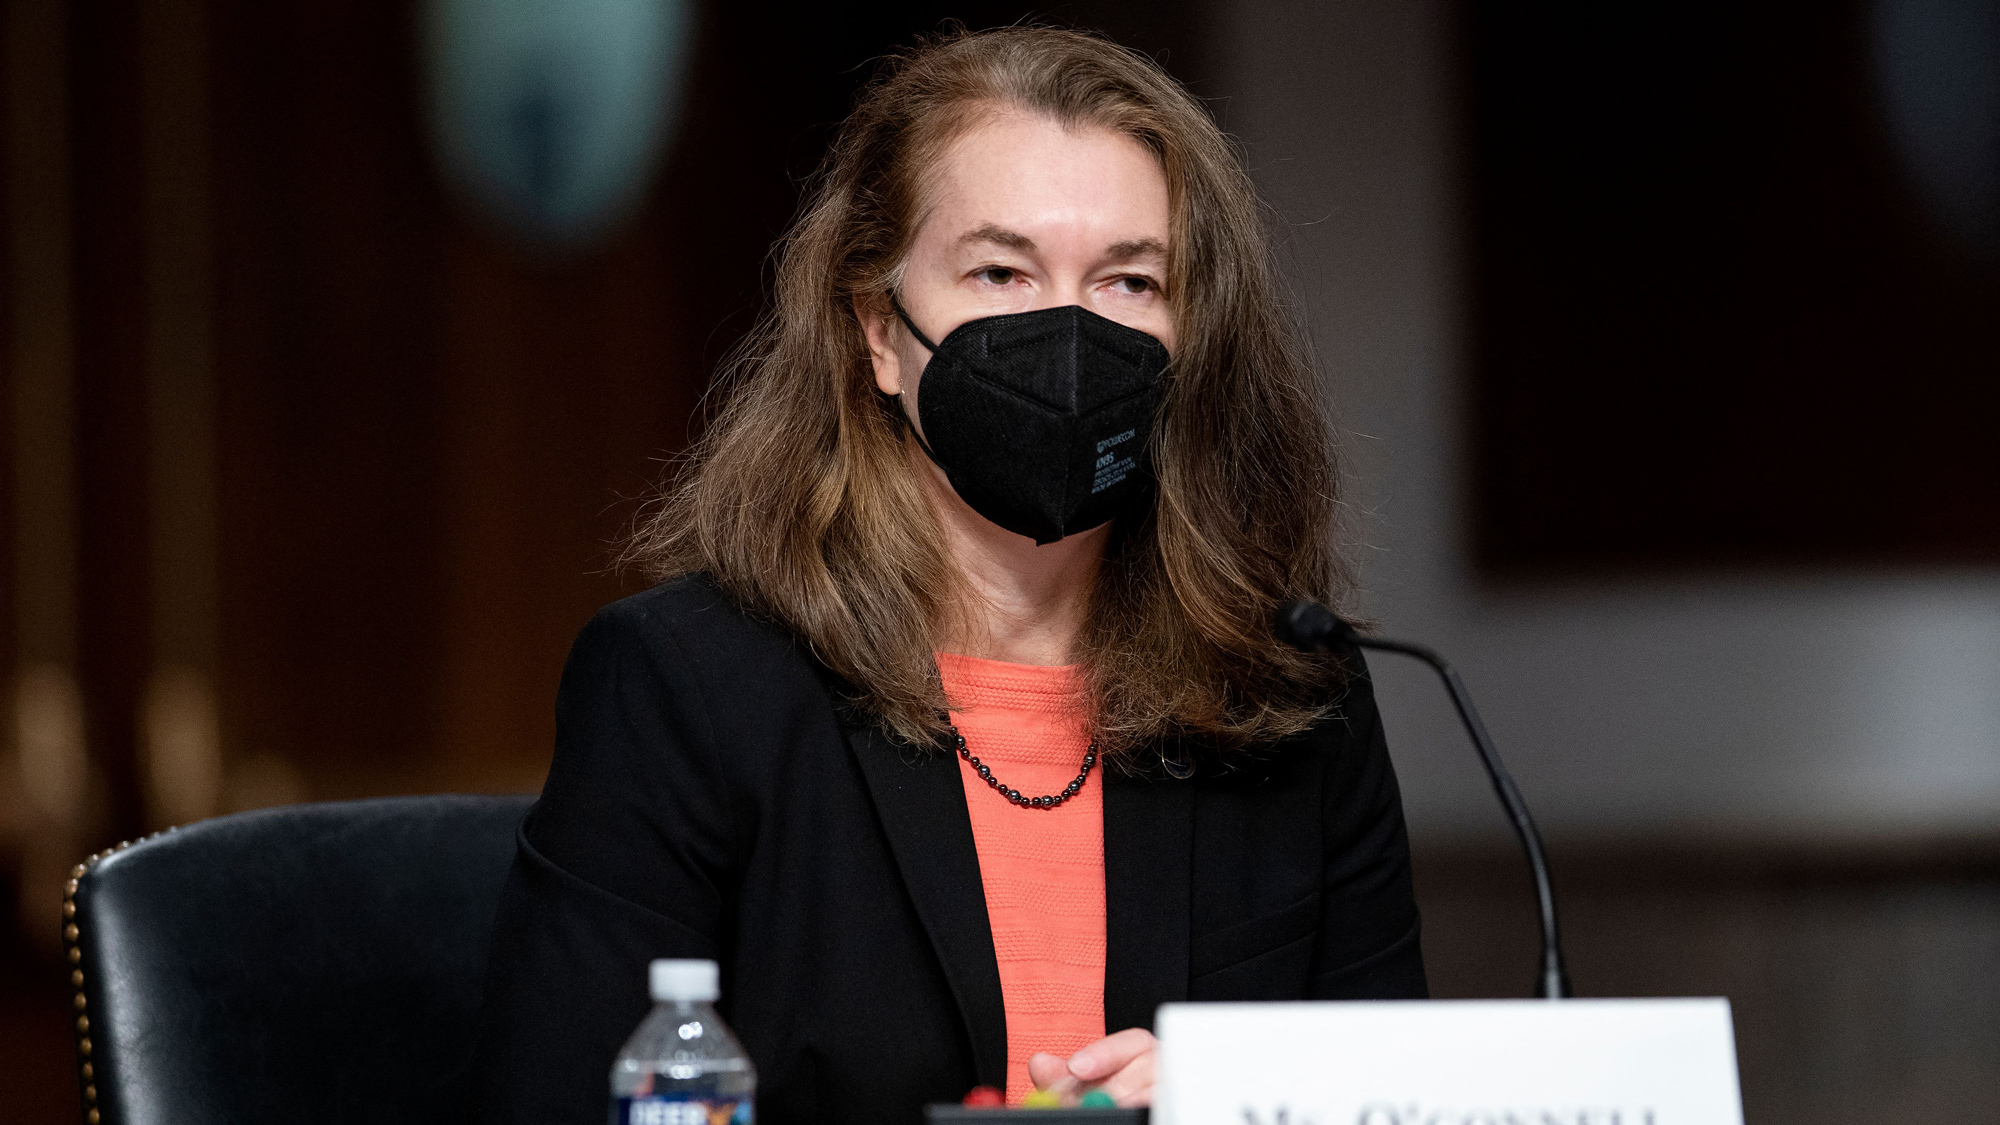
[62,794,533,1125]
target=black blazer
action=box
[472,576,1424,1125]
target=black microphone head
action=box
[1273,598,1354,654]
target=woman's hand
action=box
[1027,1027,1158,1107]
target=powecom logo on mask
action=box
[1091,429,1138,494]
[891,298,1169,544]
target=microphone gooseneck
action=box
[1275,599,1572,1000]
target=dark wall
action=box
[1467,1,2000,574]
[1419,841,2000,1122]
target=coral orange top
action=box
[937,651,1106,1105]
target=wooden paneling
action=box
[208,0,461,803]
[68,0,150,838]
[1,2,18,824]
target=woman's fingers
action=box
[1028,1051,1084,1100]
[1027,1052,1069,1090]
[1095,1045,1156,1107]
[1065,1028,1158,1108]
[1066,1027,1156,1082]
[1023,1028,1159,1108]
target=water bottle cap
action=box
[649,958,719,1002]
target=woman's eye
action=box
[976,267,1015,286]
[1113,276,1153,295]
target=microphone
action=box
[1275,599,1572,1000]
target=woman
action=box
[474,26,1424,1125]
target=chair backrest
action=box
[64,794,534,1125]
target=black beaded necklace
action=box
[949,720,1097,809]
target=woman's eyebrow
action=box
[952,226,1166,262]
[957,223,1036,251]
[1103,237,1167,263]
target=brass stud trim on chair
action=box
[66,828,175,1125]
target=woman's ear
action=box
[854,293,904,396]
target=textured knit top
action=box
[936,650,1106,1105]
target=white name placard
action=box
[1155,998,1743,1125]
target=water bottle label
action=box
[615,1095,751,1125]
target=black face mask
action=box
[890,297,1170,545]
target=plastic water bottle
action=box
[610,959,756,1125]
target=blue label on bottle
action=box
[615,1095,751,1125]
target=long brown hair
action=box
[628,26,1349,761]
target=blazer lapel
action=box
[845,723,1009,1089]
[1103,766,1194,1034]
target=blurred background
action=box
[2,0,1995,1120]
